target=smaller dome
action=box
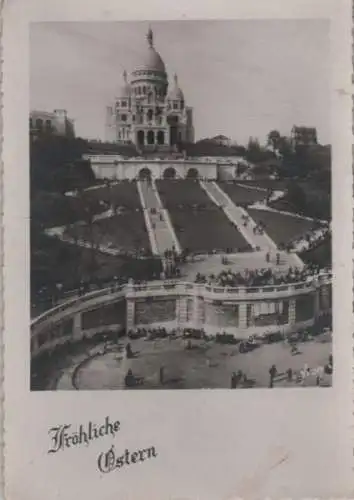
[168,74,184,100]
[117,70,131,97]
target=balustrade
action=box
[31,276,331,348]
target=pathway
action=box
[138,180,181,255]
[200,181,277,251]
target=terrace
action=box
[156,179,215,208]
[82,180,142,210]
[217,182,268,205]
[247,208,315,246]
[65,210,151,254]
[169,207,252,253]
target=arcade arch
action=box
[138,167,152,180]
[163,167,177,179]
[186,167,199,179]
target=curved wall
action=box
[31,275,332,358]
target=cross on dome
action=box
[146,27,154,48]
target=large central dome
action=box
[133,28,166,73]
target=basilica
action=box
[105,28,194,149]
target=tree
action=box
[277,136,293,159]
[286,180,307,212]
[267,130,281,152]
[246,137,262,163]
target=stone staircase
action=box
[200,180,277,251]
[138,180,181,256]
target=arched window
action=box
[157,130,165,145]
[137,130,145,146]
[147,109,153,121]
[147,130,154,145]
[143,86,147,94]
[173,102,178,110]
[36,118,43,129]
[45,119,52,133]
[121,114,127,122]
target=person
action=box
[125,342,133,359]
[231,372,237,389]
[159,366,165,385]
[291,343,298,355]
[124,369,134,388]
[286,368,293,382]
[269,364,277,388]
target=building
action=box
[30,109,75,139]
[105,28,194,149]
[291,126,318,148]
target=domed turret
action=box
[117,70,131,97]
[168,74,184,100]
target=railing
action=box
[32,285,125,327]
[85,155,218,166]
[31,273,332,330]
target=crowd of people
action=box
[195,263,327,288]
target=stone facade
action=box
[31,276,331,358]
[105,28,194,148]
[30,109,75,139]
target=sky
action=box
[30,19,330,145]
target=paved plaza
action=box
[73,332,332,390]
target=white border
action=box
[3,1,353,499]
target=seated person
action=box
[124,369,135,387]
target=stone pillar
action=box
[238,303,248,329]
[192,297,199,327]
[177,296,188,326]
[73,313,82,341]
[314,288,320,319]
[288,298,296,325]
[126,299,135,331]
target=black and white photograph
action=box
[3,0,353,499]
[29,19,334,391]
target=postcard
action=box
[2,0,353,498]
